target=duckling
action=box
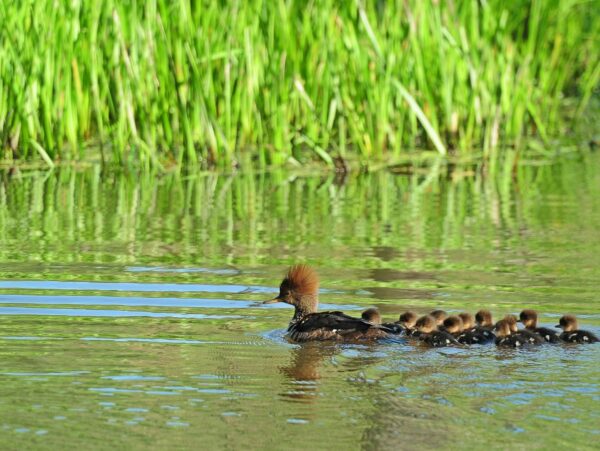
[456,312,495,344]
[441,315,463,336]
[500,315,519,334]
[475,309,494,330]
[506,314,518,331]
[494,319,544,348]
[519,309,561,343]
[506,314,543,343]
[264,265,390,342]
[361,308,382,324]
[396,311,419,336]
[458,312,474,331]
[415,315,461,347]
[361,308,403,334]
[556,315,599,344]
[430,310,448,326]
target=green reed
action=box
[0,1,598,169]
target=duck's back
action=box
[382,322,405,335]
[533,326,562,343]
[496,330,544,348]
[288,311,389,342]
[560,330,599,344]
[457,327,495,345]
[520,329,545,344]
[420,330,461,347]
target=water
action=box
[1,153,599,450]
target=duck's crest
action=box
[286,264,319,295]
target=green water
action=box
[1,153,599,450]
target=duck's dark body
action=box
[419,330,461,347]
[530,326,562,343]
[403,328,420,337]
[495,330,544,348]
[457,327,495,345]
[381,322,406,335]
[559,330,599,344]
[287,311,391,342]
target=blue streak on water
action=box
[0,280,343,295]
[102,375,165,381]
[0,307,243,319]
[0,294,358,311]
[0,294,255,308]
[0,336,254,345]
[0,280,271,293]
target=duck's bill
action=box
[262,297,281,304]
[555,324,562,328]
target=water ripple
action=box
[0,294,358,311]
[0,307,244,319]
[0,280,271,294]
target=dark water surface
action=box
[1,154,599,450]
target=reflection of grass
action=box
[0,1,598,168]
[1,153,600,318]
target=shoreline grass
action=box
[1,1,599,170]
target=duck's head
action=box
[361,308,382,325]
[415,315,437,334]
[519,309,538,329]
[475,309,493,327]
[458,312,474,331]
[443,315,463,335]
[430,310,448,326]
[398,311,418,329]
[556,315,578,332]
[494,319,512,338]
[264,265,319,316]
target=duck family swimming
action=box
[264,265,599,346]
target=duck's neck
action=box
[291,295,318,321]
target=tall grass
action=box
[0,1,599,169]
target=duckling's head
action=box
[443,316,463,335]
[263,265,319,316]
[504,314,518,333]
[519,309,538,329]
[556,315,578,332]
[494,319,512,338]
[398,311,418,329]
[361,308,382,325]
[415,315,437,334]
[475,309,493,327]
[458,312,474,331]
[430,310,448,326]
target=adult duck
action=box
[264,265,391,342]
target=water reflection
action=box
[361,395,456,450]
[370,246,400,262]
[1,154,600,448]
[279,343,331,401]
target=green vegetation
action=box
[1,1,599,169]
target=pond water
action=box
[1,153,599,450]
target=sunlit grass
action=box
[0,1,598,169]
